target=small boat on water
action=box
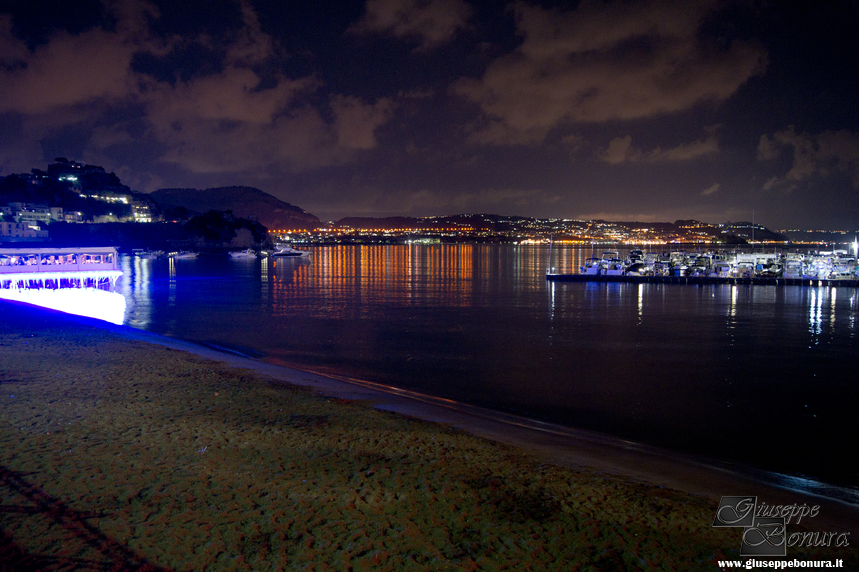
[229,249,257,259]
[271,246,311,258]
[170,251,198,259]
[132,248,163,259]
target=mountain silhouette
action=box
[150,186,320,230]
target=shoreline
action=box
[90,309,859,516]
[2,299,857,569]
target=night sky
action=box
[1,0,858,229]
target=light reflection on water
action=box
[76,247,859,490]
[121,254,154,329]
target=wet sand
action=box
[1,300,856,571]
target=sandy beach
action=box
[1,300,856,571]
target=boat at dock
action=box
[579,258,601,275]
[547,248,859,287]
[546,272,859,287]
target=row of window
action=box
[0,253,115,267]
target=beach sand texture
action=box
[0,302,854,571]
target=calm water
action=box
[114,245,858,492]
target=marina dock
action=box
[546,273,859,287]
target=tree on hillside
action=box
[185,210,270,246]
[186,210,237,242]
[0,174,72,205]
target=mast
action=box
[547,233,553,274]
[752,209,755,244]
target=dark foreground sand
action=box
[1,301,856,571]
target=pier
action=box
[546,273,859,287]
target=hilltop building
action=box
[720,221,788,243]
[1,158,160,223]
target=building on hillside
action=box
[47,157,120,190]
[4,159,163,223]
[0,221,49,241]
[3,203,64,224]
[130,199,156,222]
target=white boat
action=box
[625,262,648,276]
[803,257,832,279]
[755,262,782,278]
[652,261,670,276]
[170,251,198,259]
[688,264,708,277]
[783,256,804,279]
[670,262,688,276]
[229,249,257,259]
[580,257,601,275]
[668,251,688,276]
[642,252,659,269]
[600,259,625,276]
[271,246,311,258]
[711,262,733,278]
[829,262,856,280]
[626,249,644,265]
[132,248,163,259]
[730,262,754,278]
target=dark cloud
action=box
[600,132,719,164]
[452,0,766,145]
[0,0,395,179]
[350,0,473,51]
[759,127,859,192]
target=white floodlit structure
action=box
[0,246,125,324]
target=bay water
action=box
[115,245,857,497]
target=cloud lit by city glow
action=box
[1,0,857,228]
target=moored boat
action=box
[601,259,625,276]
[170,251,198,259]
[272,246,311,258]
[229,249,257,259]
[625,262,648,276]
[580,258,601,275]
[132,248,163,259]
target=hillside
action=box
[150,186,320,230]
